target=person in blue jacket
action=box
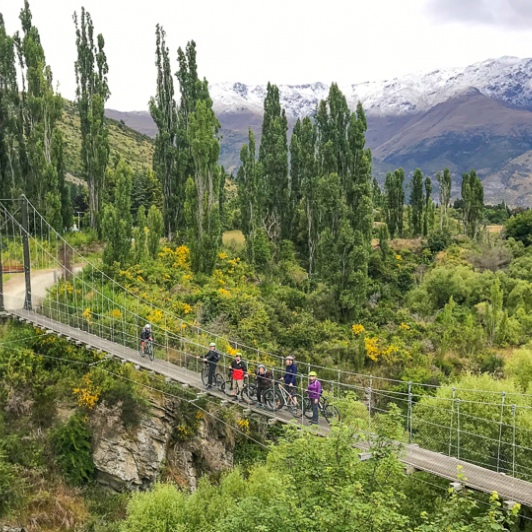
[283,355,297,403]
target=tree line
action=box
[1,2,487,316]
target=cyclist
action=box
[230,353,248,401]
[255,364,272,408]
[140,324,153,356]
[283,355,297,402]
[307,371,322,424]
[199,342,221,389]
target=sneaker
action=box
[206,385,212,390]
[232,396,238,401]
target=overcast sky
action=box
[1,0,531,111]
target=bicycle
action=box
[264,382,303,418]
[221,374,255,404]
[303,395,340,424]
[140,339,155,361]
[201,362,224,389]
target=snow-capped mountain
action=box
[210,57,532,118]
[106,57,532,206]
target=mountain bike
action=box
[303,395,340,424]
[201,362,224,389]
[221,374,255,404]
[264,382,303,418]
[140,339,154,361]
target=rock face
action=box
[91,399,233,492]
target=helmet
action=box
[286,355,294,361]
[209,342,216,347]
[258,364,265,370]
[309,371,317,377]
[235,352,242,358]
[145,324,151,329]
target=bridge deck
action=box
[7,308,532,508]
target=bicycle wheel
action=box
[288,394,303,418]
[201,366,208,386]
[264,388,283,411]
[214,373,224,389]
[302,398,314,419]
[323,404,340,424]
[147,342,154,361]
[221,379,235,397]
[247,382,257,401]
[241,386,254,405]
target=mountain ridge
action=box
[105,56,532,206]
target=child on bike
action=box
[230,353,248,401]
[307,371,322,424]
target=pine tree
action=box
[74,7,110,232]
[148,25,179,239]
[410,168,424,237]
[437,168,452,231]
[461,169,484,239]
[17,1,67,229]
[258,83,289,244]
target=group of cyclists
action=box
[200,344,322,424]
[140,324,323,424]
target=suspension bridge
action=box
[1,197,532,508]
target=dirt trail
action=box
[2,266,83,310]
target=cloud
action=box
[426,0,532,29]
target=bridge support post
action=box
[22,197,32,311]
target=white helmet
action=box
[145,324,151,329]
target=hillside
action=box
[59,100,154,179]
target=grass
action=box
[58,99,154,179]
[222,230,246,251]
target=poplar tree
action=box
[149,25,179,238]
[74,7,110,231]
[101,159,132,267]
[258,83,289,243]
[423,175,434,236]
[185,90,221,274]
[237,129,260,263]
[410,168,424,237]
[461,169,484,239]
[384,169,405,238]
[295,117,319,274]
[17,1,66,229]
[0,14,21,198]
[437,168,452,231]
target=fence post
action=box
[448,387,456,457]
[497,391,506,473]
[408,381,413,444]
[21,197,32,311]
[511,404,516,478]
[368,375,373,435]
[337,369,341,399]
[456,398,461,461]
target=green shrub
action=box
[0,451,24,517]
[51,413,94,486]
[426,229,451,253]
[102,381,149,429]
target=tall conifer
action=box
[74,7,109,231]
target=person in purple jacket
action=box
[307,371,322,424]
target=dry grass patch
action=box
[222,230,246,251]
